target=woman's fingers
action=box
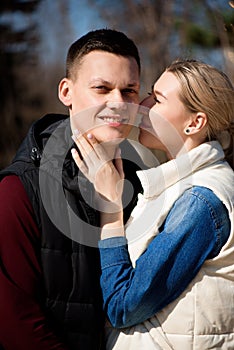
[72,131,100,161]
[71,131,124,203]
[114,156,124,179]
[71,131,105,182]
[85,133,108,162]
[73,131,110,167]
[73,132,93,158]
[71,148,88,175]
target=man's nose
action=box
[106,90,127,110]
[106,101,127,111]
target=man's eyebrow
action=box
[127,82,140,87]
[89,78,110,85]
[89,78,139,87]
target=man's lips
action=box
[97,115,129,126]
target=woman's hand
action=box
[71,131,125,238]
[71,131,124,205]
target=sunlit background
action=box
[0,0,233,168]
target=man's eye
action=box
[122,88,137,94]
[94,86,109,91]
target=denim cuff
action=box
[98,236,127,248]
[98,237,130,269]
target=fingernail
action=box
[72,129,80,141]
[71,135,76,142]
[71,148,77,156]
[73,129,80,138]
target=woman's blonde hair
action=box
[166,59,234,168]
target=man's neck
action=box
[102,139,124,160]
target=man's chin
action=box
[92,126,131,144]
[96,136,125,147]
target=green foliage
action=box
[185,23,220,47]
[223,10,234,45]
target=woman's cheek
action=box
[149,110,183,151]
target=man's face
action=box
[60,51,140,143]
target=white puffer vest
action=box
[105,142,234,350]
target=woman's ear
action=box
[58,78,72,107]
[185,112,207,135]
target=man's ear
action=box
[58,78,72,107]
[186,112,207,134]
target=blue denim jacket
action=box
[98,186,230,328]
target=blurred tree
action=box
[89,0,234,92]
[201,0,234,81]
[88,0,233,163]
[0,0,42,168]
[88,0,175,93]
[36,0,72,118]
[1,0,233,168]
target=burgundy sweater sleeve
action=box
[0,175,67,350]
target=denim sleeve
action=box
[98,186,230,328]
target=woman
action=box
[71,59,234,349]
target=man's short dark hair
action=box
[66,28,140,79]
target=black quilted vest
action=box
[0,114,144,349]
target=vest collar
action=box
[136,141,225,199]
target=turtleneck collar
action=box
[137,141,225,199]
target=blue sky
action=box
[37,0,105,64]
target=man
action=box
[0,29,145,349]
